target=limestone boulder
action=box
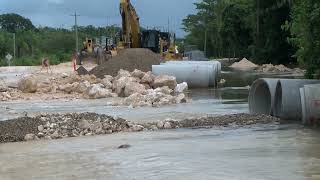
[113,76,137,96]
[18,75,38,93]
[0,80,8,92]
[175,82,188,93]
[123,93,149,107]
[131,69,145,79]
[24,134,36,141]
[176,93,187,103]
[154,86,172,95]
[124,81,146,97]
[58,83,73,93]
[86,84,113,99]
[153,75,177,89]
[141,71,155,84]
[115,69,131,80]
[102,78,113,89]
[76,81,91,93]
[103,75,114,82]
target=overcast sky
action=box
[0,0,199,37]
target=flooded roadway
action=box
[1,69,319,179]
[0,124,320,180]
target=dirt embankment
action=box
[0,113,280,144]
[90,48,161,78]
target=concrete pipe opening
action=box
[249,79,272,115]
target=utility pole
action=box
[13,33,16,59]
[204,29,207,56]
[71,12,80,52]
[167,17,170,33]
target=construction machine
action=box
[119,0,141,48]
[118,0,182,60]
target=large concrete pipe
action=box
[273,79,320,121]
[160,61,222,87]
[300,84,320,125]
[248,78,279,115]
[152,64,212,88]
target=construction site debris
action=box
[229,58,258,71]
[256,64,306,74]
[76,66,89,75]
[18,75,38,93]
[0,79,8,92]
[153,75,177,89]
[1,69,188,108]
[124,81,146,97]
[90,48,161,78]
[0,113,280,144]
[175,82,188,93]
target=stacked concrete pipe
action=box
[249,78,320,121]
[273,79,320,121]
[300,84,320,125]
[152,61,222,88]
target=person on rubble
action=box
[40,58,52,73]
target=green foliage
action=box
[0,13,121,67]
[0,13,35,33]
[289,0,320,78]
[182,0,296,65]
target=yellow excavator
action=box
[118,0,181,60]
[119,0,141,48]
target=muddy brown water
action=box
[0,125,320,180]
[1,69,319,179]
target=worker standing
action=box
[72,51,78,71]
[40,58,52,73]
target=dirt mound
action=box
[90,48,161,78]
[229,58,258,71]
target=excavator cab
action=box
[141,30,160,53]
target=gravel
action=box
[90,48,161,78]
[0,113,280,144]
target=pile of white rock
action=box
[16,69,189,107]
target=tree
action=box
[289,0,320,78]
[0,13,36,33]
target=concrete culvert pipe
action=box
[152,62,221,88]
[152,64,211,88]
[249,78,279,115]
[300,84,320,125]
[159,61,222,87]
[273,79,320,121]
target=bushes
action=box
[0,52,72,66]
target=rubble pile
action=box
[229,58,305,74]
[0,113,280,143]
[256,64,306,74]
[1,69,189,107]
[111,69,188,107]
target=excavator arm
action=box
[120,0,141,48]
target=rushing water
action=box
[1,69,319,179]
[0,125,320,180]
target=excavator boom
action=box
[120,0,141,48]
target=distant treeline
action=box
[182,0,320,78]
[0,13,120,66]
